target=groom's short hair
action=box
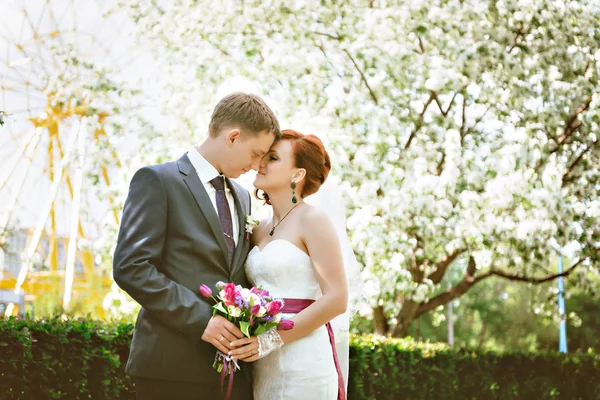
[209,92,281,139]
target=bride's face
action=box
[254,140,299,192]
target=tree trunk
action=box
[391,299,420,337]
[373,305,389,335]
[478,321,488,350]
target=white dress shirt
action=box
[187,147,239,245]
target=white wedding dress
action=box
[245,239,339,400]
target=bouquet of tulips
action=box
[199,282,294,375]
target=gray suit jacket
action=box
[113,153,253,383]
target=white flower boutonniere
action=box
[245,215,260,241]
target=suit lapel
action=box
[227,178,248,275]
[179,155,230,274]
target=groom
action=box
[113,92,281,400]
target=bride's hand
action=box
[228,336,259,362]
[230,329,285,362]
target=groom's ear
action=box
[226,129,241,145]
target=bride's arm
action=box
[277,207,348,343]
[230,207,348,361]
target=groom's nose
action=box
[250,159,261,171]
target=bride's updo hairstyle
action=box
[258,129,331,205]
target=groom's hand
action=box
[201,315,244,354]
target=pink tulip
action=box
[250,304,261,316]
[223,283,235,306]
[199,284,212,298]
[259,289,270,297]
[266,300,283,316]
[250,287,259,295]
[279,319,294,330]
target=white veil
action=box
[304,175,364,389]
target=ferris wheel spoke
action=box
[0,56,40,88]
[34,1,50,38]
[43,5,72,72]
[23,8,48,65]
[53,126,87,238]
[100,164,120,225]
[13,119,81,294]
[14,43,52,78]
[0,128,42,231]
[63,118,87,311]
[0,128,41,192]
[14,10,51,79]
[0,86,47,105]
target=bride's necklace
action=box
[269,204,301,236]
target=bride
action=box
[228,129,354,400]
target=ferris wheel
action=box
[0,0,141,316]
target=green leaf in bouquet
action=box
[265,322,278,330]
[239,321,251,338]
[253,324,268,336]
[213,302,227,315]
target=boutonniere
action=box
[245,215,260,241]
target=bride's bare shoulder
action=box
[298,204,333,231]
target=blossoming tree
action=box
[120,0,599,336]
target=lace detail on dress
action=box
[257,328,284,358]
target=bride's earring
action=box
[291,182,297,204]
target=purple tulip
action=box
[199,284,212,298]
[279,319,294,330]
[250,304,261,316]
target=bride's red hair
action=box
[257,129,331,205]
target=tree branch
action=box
[404,92,436,149]
[415,256,491,318]
[433,90,463,117]
[490,258,583,284]
[315,43,344,80]
[343,49,378,105]
[459,92,467,140]
[461,105,491,146]
[508,24,530,53]
[312,31,341,41]
[551,97,592,153]
[415,256,584,319]
[508,31,523,53]
[435,152,446,176]
[562,139,598,186]
[417,36,426,54]
[426,249,466,284]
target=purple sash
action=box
[282,298,346,400]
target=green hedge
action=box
[349,335,600,400]
[1,318,598,399]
